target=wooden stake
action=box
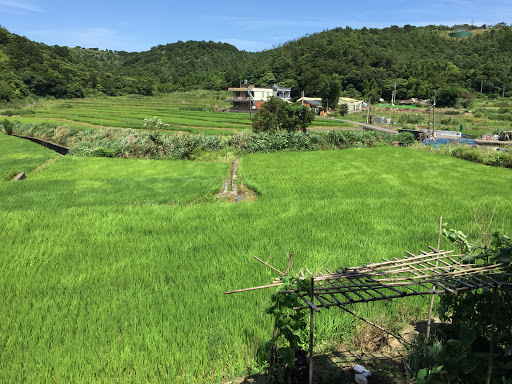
[224,283,283,294]
[339,306,412,346]
[285,250,293,276]
[427,216,442,344]
[309,277,314,384]
[487,287,498,384]
[253,256,285,276]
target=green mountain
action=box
[0,24,511,103]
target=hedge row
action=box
[1,121,415,160]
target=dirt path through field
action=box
[214,158,257,202]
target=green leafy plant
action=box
[252,97,314,133]
[1,119,13,135]
[265,276,308,383]
[409,226,512,383]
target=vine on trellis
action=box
[265,275,310,383]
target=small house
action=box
[338,97,365,111]
[226,82,291,111]
[272,84,291,101]
[297,97,323,109]
[226,84,273,111]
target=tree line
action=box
[0,24,511,105]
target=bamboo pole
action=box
[285,250,293,276]
[225,283,283,294]
[309,277,314,384]
[339,306,412,346]
[427,217,442,344]
[293,289,448,310]
[253,256,285,276]
[487,287,498,384]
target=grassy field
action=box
[1,91,354,136]
[0,133,60,180]
[1,143,511,383]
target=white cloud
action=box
[0,0,42,13]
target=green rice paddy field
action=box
[0,134,59,181]
[1,135,511,383]
[2,92,354,136]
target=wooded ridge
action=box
[0,24,511,103]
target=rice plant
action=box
[0,146,510,383]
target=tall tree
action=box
[318,74,341,110]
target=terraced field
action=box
[3,92,354,136]
[0,133,59,180]
[1,138,510,383]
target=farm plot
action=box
[0,156,228,208]
[1,147,510,383]
[3,93,355,135]
[0,134,59,180]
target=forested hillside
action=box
[0,24,511,104]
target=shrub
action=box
[252,97,314,133]
[394,132,416,146]
[1,119,13,135]
[398,114,423,124]
[451,146,512,169]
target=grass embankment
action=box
[1,92,354,136]
[5,120,415,160]
[418,143,512,168]
[0,133,59,180]
[1,146,511,383]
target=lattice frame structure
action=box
[290,247,506,313]
[226,246,509,384]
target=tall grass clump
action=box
[326,130,414,148]
[9,120,416,160]
[10,121,227,160]
[418,144,512,169]
[229,130,415,153]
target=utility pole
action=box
[481,80,484,94]
[301,90,304,105]
[428,100,431,134]
[248,85,253,119]
[366,99,371,124]
[432,97,436,138]
[392,79,397,105]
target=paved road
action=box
[316,117,397,135]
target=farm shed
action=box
[297,97,323,109]
[370,116,392,124]
[451,25,472,38]
[338,97,365,111]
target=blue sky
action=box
[1,0,510,52]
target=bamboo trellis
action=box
[225,246,510,384]
[290,247,506,312]
[226,247,508,308]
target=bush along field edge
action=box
[1,119,415,160]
